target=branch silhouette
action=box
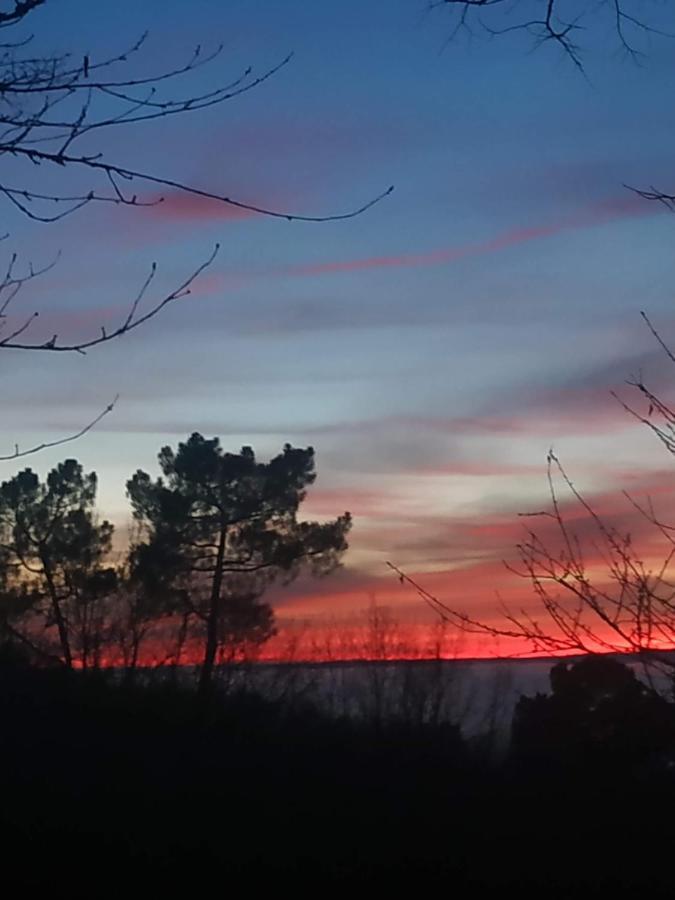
[430,1,671,72]
[0,245,219,353]
[0,396,117,461]
[0,2,392,456]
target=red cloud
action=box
[146,191,259,222]
[113,465,675,665]
[8,304,123,345]
[272,464,675,651]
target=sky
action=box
[3,0,675,649]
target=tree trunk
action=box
[198,527,226,698]
[42,559,73,669]
[173,612,189,667]
[131,633,140,671]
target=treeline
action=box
[0,432,350,692]
[1,649,674,889]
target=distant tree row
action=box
[0,433,350,695]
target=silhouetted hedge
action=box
[1,655,674,891]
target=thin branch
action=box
[3,146,394,223]
[0,245,219,353]
[0,396,118,461]
[430,0,672,71]
[0,0,45,28]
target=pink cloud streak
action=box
[145,191,260,222]
[284,194,659,277]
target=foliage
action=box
[127,433,351,690]
[512,655,675,769]
[0,459,115,666]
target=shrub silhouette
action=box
[512,655,675,771]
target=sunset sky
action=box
[4,0,675,644]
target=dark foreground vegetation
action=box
[2,649,675,891]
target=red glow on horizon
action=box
[79,622,675,670]
[73,634,560,669]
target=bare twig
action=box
[0,395,118,460]
[430,1,672,72]
[0,245,219,354]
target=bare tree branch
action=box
[0,245,220,353]
[429,1,672,72]
[626,184,675,210]
[0,146,394,223]
[0,30,392,223]
[0,395,118,461]
[0,0,45,29]
[0,4,391,460]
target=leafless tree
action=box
[389,417,675,686]
[406,2,675,684]
[430,1,675,204]
[429,1,671,72]
[0,1,391,456]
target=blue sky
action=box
[4,0,675,625]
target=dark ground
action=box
[1,658,673,893]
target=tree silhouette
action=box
[127,433,351,695]
[0,459,115,666]
[389,448,675,682]
[214,590,276,665]
[383,2,675,675]
[109,552,171,673]
[512,655,675,769]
